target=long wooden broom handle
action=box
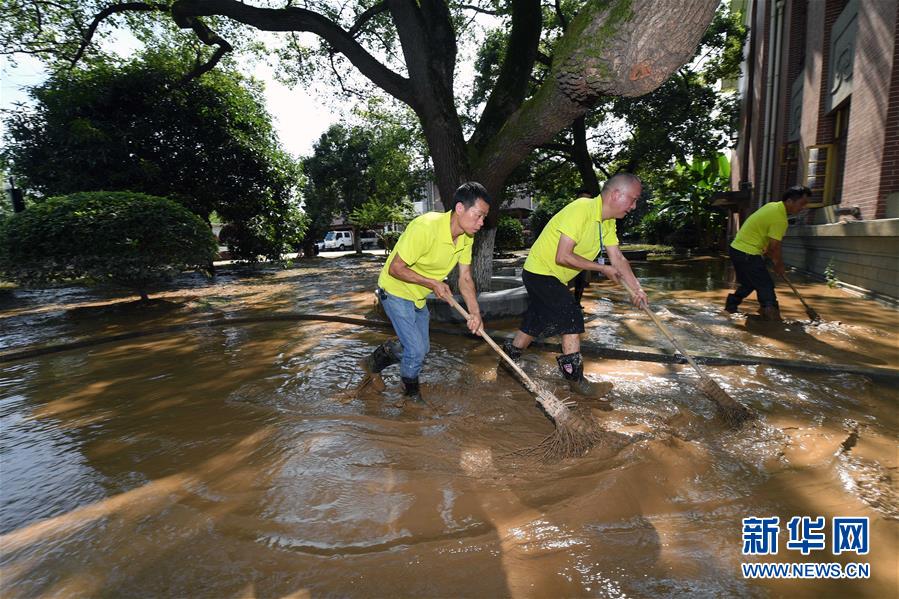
[618,279,704,373]
[781,272,815,312]
[445,296,540,392]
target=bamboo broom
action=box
[619,280,755,427]
[446,297,604,460]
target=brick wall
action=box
[751,1,772,206]
[786,1,808,89]
[876,5,899,215]
[800,1,825,160]
[768,3,789,200]
[775,0,809,194]
[841,0,898,220]
[813,0,848,147]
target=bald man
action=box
[504,174,648,397]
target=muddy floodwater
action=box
[1,255,897,597]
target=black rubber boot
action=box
[724,293,741,314]
[498,339,524,376]
[556,352,612,398]
[759,304,783,322]
[362,339,401,392]
[401,376,423,404]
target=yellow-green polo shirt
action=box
[524,196,619,284]
[378,210,473,307]
[731,201,788,255]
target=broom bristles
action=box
[515,411,605,462]
[697,375,755,428]
[522,387,606,461]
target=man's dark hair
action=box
[575,188,593,198]
[783,185,812,202]
[453,181,490,210]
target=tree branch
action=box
[172,0,413,106]
[178,41,230,84]
[70,2,168,66]
[348,1,388,38]
[327,50,368,100]
[458,4,500,16]
[593,160,611,178]
[553,0,568,30]
[468,0,542,152]
[170,10,233,84]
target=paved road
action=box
[214,248,387,266]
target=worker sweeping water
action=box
[725,185,811,320]
[360,182,489,406]
[502,173,649,397]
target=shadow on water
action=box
[742,315,888,366]
[1,255,897,596]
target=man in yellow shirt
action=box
[726,185,810,320]
[363,182,490,404]
[504,173,649,397]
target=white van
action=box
[318,230,381,251]
[319,230,353,251]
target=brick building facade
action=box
[729,0,898,300]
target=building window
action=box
[804,144,836,207]
[830,103,850,204]
[781,142,801,187]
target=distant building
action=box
[414,181,534,215]
[726,0,898,300]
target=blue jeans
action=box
[378,289,430,379]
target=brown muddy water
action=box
[1,255,897,597]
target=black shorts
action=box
[520,269,585,338]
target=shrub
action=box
[824,258,840,288]
[636,209,669,244]
[380,231,402,251]
[495,216,524,250]
[0,191,217,300]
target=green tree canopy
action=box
[349,198,414,254]
[302,122,424,254]
[1,47,304,260]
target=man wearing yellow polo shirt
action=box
[726,185,810,321]
[504,173,648,397]
[363,182,490,404]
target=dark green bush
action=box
[0,191,217,299]
[495,216,524,250]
